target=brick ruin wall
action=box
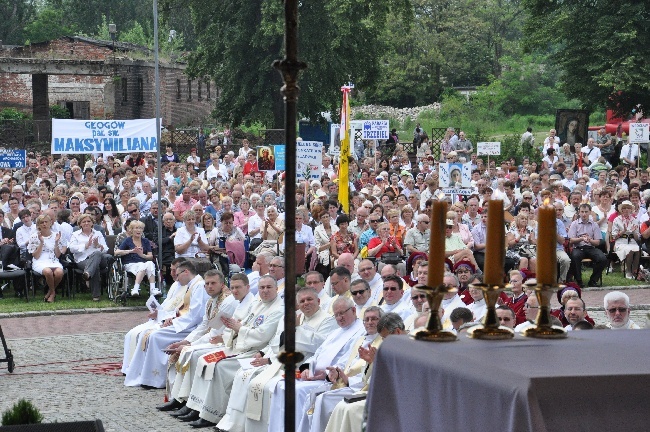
[0,38,215,126]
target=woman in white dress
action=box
[27,214,66,303]
[610,200,640,279]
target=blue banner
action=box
[274,145,286,170]
[0,150,27,168]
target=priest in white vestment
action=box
[216,286,337,432]
[379,275,413,321]
[327,266,354,314]
[156,269,238,407]
[323,253,359,296]
[304,270,332,312]
[122,258,186,372]
[349,280,377,319]
[124,260,208,388]
[466,284,487,322]
[358,259,383,304]
[324,312,407,432]
[403,285,428,331]
[441,273,466,329]
[262,297,365,432]
[166,272,255,407]
[298,306,384,432]
[183,275,284,427]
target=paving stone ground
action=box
[0,287,648,431]
[0,311,194,432]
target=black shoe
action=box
[575,281,585,288]
[189,418,216,428]
[587,280,600,287]
[140,384,159,390]
[178,410,200,422]
[169,406,193,417]
[157,399,185,411]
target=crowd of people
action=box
[0,124,645,430]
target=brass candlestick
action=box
[523,282,567,339]
[467,283,514,340]
[412,284,458,342]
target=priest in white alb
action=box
[262,296,365,432]
[182,275,284,428]
[216,286,337,432]
[123,259,208,388]
[153,269,238,412]
[298,306,385,432]
[161,272,255,413]
[121,258,187,372]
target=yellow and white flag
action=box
[338,86,351,214]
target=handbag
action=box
[517,244,537,258]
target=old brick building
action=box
[0,36,215,130]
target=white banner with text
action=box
[51,119,159,154]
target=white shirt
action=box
[248,214,265,239]
[205,163,229,180]
[174,226,208,258]
[380,300,413,321]
[543,137,560,149]
[620,143,639,164]
[468,298,487,322]
[295,224,315,247]
[582,146,601,164]
[68,229,108,262]
[134,176,155,192]
[16,223,37,251]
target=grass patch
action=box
[0,291,148,314]
[595,269,646,288]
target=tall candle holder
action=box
[523,282,567,339]
[467,283,514,339]
[412,284,458,342]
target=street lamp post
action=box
[168,29,176,62]
[108,24,117,75]
[153,1,163,283]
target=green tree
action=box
[162,0,410,127]
[0,0,36,44]
[366,0,526,107]
[523,0,650,116]
[23,7,77,43]
[471,54,568,117]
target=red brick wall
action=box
[0,37,215,126]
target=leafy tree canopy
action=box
[162,0,411,128]
[523,0,650,116]
[0,0,36,44]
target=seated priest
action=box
[156,272,255,413]
[261,297,365,432]
[215,286,337,432]
[179,275,284,428]
[123,260,208,388]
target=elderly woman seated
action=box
[68,214,113,301]
[115,220,158,297]
[208,211,247,271]
[174,210,209,259]
[444,218,479,269]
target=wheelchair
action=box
[108,252,162,305]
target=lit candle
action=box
[537,203,557,285]
[484,200,505,286]
[427,201,447,287]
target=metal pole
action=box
[273,0,306,430]
[153,0,163,281]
